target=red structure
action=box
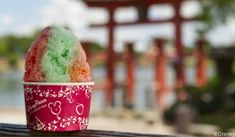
[84,0,196,107]
[125,43,135,108]
[154,39,166,109]
[195,39,207,86]
[106,9,115,106]
[173,0,185,89]
[81,42,92,63]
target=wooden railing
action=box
[0,123,176,137]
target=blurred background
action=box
[1,0,235,136]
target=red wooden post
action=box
[173,0,188,102]
[81,42,91,63]
[125,43,135,108]
[154,39,166,109]
[196,39,207,86]
[106,9,115,107]
[84,0,196,105]
[173,0,185,90]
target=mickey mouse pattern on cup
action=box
[24,84,92,131]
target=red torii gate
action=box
[84,0,198,107]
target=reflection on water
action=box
[0,71,24,107]
[0,65,215,111]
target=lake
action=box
[0,65,215,112]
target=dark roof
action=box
[211,47,235,58]
[83,0,179,7]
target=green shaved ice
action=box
[42,26,77,82]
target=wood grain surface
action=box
[0,123,177,137]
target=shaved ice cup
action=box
[23,82,94,132]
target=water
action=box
[0,71,24,107]
[0,65,215,111]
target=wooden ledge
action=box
[0,123,176,137]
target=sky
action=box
[1,0,235,52]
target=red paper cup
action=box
[23,82,94,132]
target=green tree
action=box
[197,0,235,36]
[0,30,39,68]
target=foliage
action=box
[164,77,221,122]
[197,0,235,35]
[164,76,235,130]
[0,32,39,67]
[185,77,224,113]
[0,33,38,56]
[90,43,105,53]
[199,114,235,131]
[0,30,105,68]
